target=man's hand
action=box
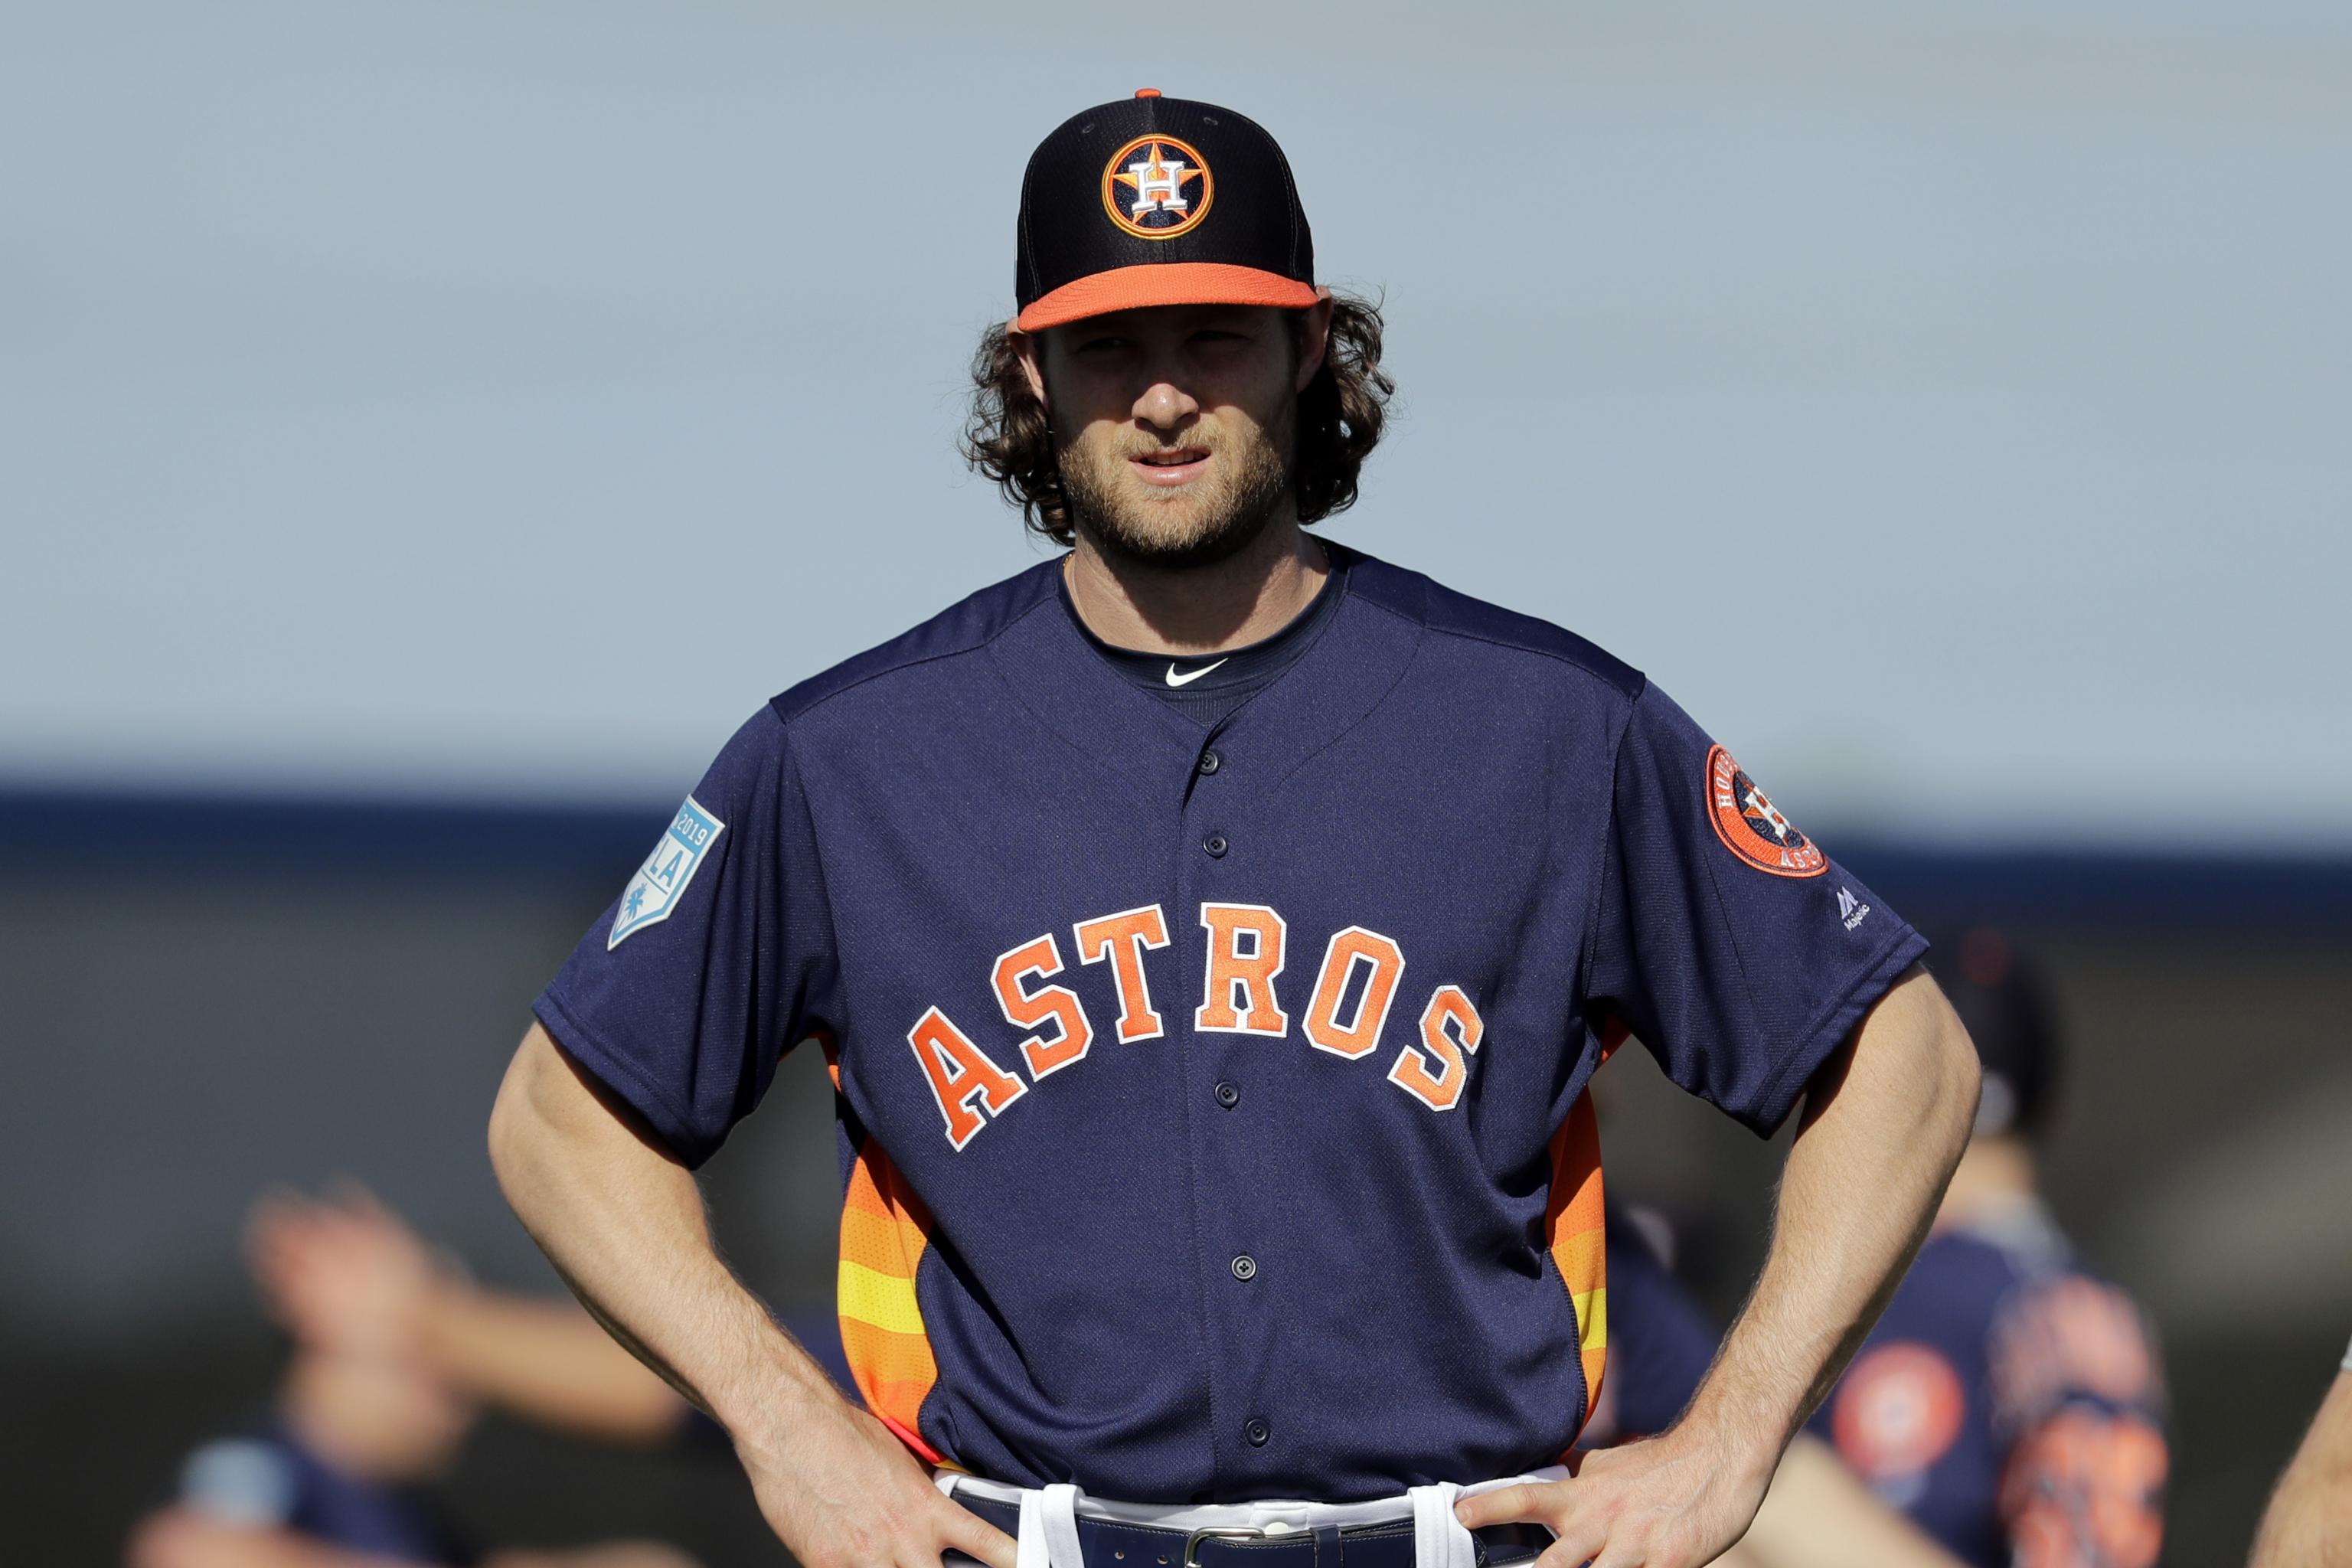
[1455,1425,1774,1568]
[735,1394,1014,1568]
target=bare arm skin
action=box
[1457,967,1980,1568]
[2249,1367,2352,1568]
[488,1022,1016,1568]
[1728,1435,1969,1568]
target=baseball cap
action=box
[1014,89,1319,332]
[1926,925,2062,1139]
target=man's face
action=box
[1018,302,1328,567]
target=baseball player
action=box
[487,90,1984,1568]
[1806,927,2168,1568]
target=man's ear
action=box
[1293,288,1335,394]
[1008,320,1049,407]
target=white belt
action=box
[936,1466,1567,1568]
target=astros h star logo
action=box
[1102,134,1214,239]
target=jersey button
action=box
[1197,749,1222,776]
[1214,1081,1240,1109]
[1244,1419,1271,1448]
[1204,833,1228,858]
[1230,1254,1257,1281]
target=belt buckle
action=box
[1182,1526,1269,1568]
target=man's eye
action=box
[1075,337,1129,354]
[1193,329,1246,344]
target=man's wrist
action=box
[1673,1383,1795,1491]
[698,1320,853,1455]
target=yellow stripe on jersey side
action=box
[1547,1089,1610,1437]
[1573,1287,1608,1354]
[837,1119,946,1466]
[838,1259,926,1337]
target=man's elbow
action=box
[488,1024,559,1211]
[1918,981,1981,1164]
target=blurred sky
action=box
[5,0,2347,846]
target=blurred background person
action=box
[130,1311,480,1568]
[1808,927,2167,1568]
[247,1186,687,1449]
[2246,1334,2352,1566]
[126,1188,713,1568]
[243,1184,854,1445]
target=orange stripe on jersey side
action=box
[1546,1089,1609,1442]
[838,1134,946,1467]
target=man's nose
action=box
[1132,377,1199,433]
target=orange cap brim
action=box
[1015,263,1320,332]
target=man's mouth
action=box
[1129,447,1210,485]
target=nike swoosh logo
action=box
[1165,658,1229,688]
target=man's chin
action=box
[1083,501,1272,570]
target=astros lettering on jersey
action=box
[534,544,1926,1502]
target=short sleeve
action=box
[534,706,837,1167]
[1586,681,1927,1135]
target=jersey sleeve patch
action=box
[1705,745,1828,878]
[609,795,727,949]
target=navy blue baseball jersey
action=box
[1807,1204,2167,1568]
[535,543,1925,1504]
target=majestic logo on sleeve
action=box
[1706,746,1827,878]
[1102,136,1214,240]
[609,796,724,949]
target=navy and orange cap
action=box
[1014,89,1318,332]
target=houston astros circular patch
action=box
[1102,134,1214,240]
[1707,745,1827,877]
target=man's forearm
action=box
[1684,969,1979,1463]
[485,1022,836,1439]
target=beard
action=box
[1055,399,1295,570]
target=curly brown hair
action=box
[962,294,1395,547]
